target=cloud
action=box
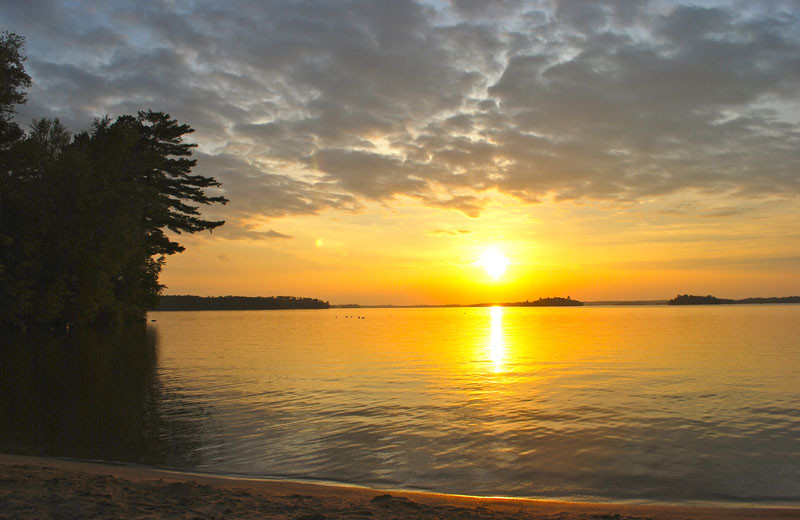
[262,229,293,239]
[6,0,800,223]
[427,228,473,236]
[215,225,295,241]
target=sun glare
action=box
[479,249,510,280]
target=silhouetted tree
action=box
[0,33,35,326]
[0,34,227,330]
[0,32,30,151]
[157,295,330,311]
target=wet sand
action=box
[1,454,798,519]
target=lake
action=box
[1,305,798,506]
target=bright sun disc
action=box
[479,249,510,279]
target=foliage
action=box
[509,296,583,307]
[0,34,227,330]
[668,294,731,305]
[669,294,800,305]
[0,32,31,150]
[157,295,330,311]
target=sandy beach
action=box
[1,454,798,519]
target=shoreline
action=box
[2,454,798,519]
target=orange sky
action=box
[160,191,800,305]
[10,0,800,304]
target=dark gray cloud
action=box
[3,0,799,228]
[450,0,524,19]
[193,152,358,217]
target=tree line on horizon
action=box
[157,295,330,311]
[470,296,584,307]
[668,294,800,305]
[0,33,228,331]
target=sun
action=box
[479,248,510,280]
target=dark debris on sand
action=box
[1,460,796,520]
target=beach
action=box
[1,454,798,520]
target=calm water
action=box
[2,305,799,505]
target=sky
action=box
[3,0,800,304]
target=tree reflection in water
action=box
[0,323,218,468]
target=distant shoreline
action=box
[355,300,664,308]
[668,295,800,306]
[157,295,329,311]
[155,294,800,311]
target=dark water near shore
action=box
[2,306,799,505]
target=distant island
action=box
[669,294,730,305]
[584,300,669,306]
[490,297,583,307]
[335,297,584,308]
[157,295,330,311]
[668,294,800,305]
[156,294,800,311]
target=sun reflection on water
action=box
[488,306,505,372]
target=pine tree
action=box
[0,34,228,330]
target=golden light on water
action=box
[488,306,505,372]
